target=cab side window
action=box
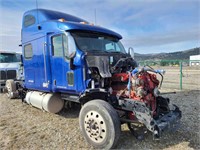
[52,34,69,59]
[52,35,63,57]
[24,44,33,59]
[24,15,36,27]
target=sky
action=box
[0,0,199,54]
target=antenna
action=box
[35,0,41,29]
[36,0,39,24]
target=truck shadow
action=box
[58,102,81,118]
[118,127,199,149]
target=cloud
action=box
[0,0,199,53]
[124,26,199,47]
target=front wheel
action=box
[79,100,121,149]
[5,79,16,99]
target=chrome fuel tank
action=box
[25,91,64,113]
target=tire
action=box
[5,79,16,99]
[79,100,121,149]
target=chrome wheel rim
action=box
[84,111,107,143]
[6,82,12,98]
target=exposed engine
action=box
[109,66,182,140]
[111,67,162,117]
[85,55,181,139]
[86,55,163,115]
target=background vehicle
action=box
[0,51,22,91]
[4,9,181,149]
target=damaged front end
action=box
[75,31,181,140]
[118,97,181,139]
[109,66,182,139]
[85,53,182,139]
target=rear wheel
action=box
[79,100,121,149]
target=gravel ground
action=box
[0,89,200,150]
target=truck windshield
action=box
[0,53,20,63]
[71,31,126,53]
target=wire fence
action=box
[137,60,200,91]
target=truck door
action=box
[50,33,76,92]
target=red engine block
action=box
[111,72,160,115]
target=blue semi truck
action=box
[5,9,181,149]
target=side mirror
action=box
[128,47,134,59]
[66,33,76,59]
[65,33,76,69]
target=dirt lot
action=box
[0,67,200,150]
